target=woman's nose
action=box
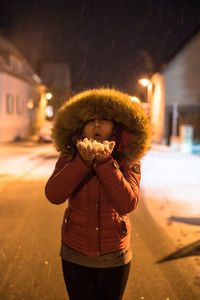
[94,119,100,127]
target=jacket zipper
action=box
[98,179,101,255]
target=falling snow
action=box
[0,0,199,93]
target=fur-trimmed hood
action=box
[52,88,152,161]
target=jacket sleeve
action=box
[94,157,141,215]
[45,153,91,204]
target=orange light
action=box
[27,100,34,109]
[45,92,53,100]
[138,78,150,87]
[41,97,47,107]
[130,96,140,103]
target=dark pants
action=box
[61,259,131,300]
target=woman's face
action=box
[83,119,114,142]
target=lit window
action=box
[16,96,24,115]
[6,94,14,114]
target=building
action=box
[149,26,200,152]
[0,34,46,143]
[40,62,71,113]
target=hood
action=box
[52,88,152,161]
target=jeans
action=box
[61,259,131,300]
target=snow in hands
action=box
[76,138,115,161]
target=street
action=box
[0,143,200,300]
[126,193,200,300]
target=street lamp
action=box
[138,78,152,104]
[45,92,53,100]
[44,92,54,118]
[138,78,150,87]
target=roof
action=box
[0,33,41,85]
[155,24,200,74]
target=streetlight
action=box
[45,92,53,100]
[138,78,150,87]
[138,78,152,104]
[45,92,54,118]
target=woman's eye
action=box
[87,119,94,124]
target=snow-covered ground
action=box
[141,144,200,271]
[0,142,58,180]
[141,144,200,217]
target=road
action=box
[125,191,200,300]
[0,145,199,299]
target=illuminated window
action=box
[16,96,24,115]
[6,94,14,114]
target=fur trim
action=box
[52,88,152,161]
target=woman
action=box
[45,88,151,300]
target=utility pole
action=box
[172,103,178,137]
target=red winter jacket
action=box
[45,153,141,257]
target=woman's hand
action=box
[93,140,115,160]
[76,139,95,161]
[76,138,115,162]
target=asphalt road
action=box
[125,191,200,300]
[0,156,199,300]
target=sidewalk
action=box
[141,144,200,269]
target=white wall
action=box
[0,72,35,142]
[149,73,165,143]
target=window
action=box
[6,94,14,114]
[16,96,24,115]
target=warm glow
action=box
[130,96,140,103]
[27,100,34,109]
[45,105,54,118]
[138,78,150,87]
[41,97,47,107]
[45,92,53,100]
[152,84,161,125]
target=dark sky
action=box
[0,0,200,94]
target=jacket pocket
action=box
[115,214,128,238]
[119,216,128,237]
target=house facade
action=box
[149,27,200,151]
[0,34,44,143]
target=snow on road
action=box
[141,144,200,275]
[141,144,200,217]
[0,142,58,180]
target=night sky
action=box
[0,0,200,94]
